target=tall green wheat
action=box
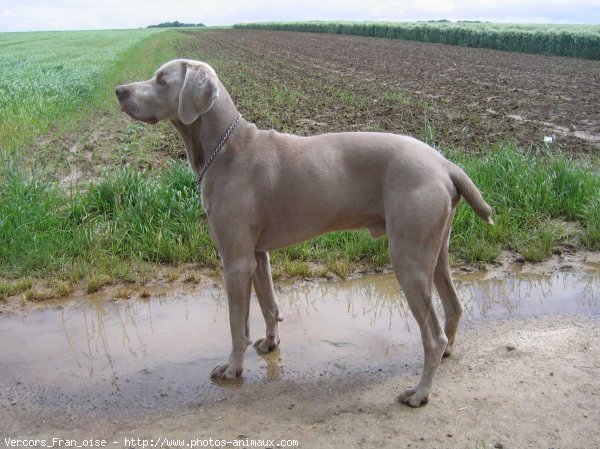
[0,29,165,152]
[234,21,600,59]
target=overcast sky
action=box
[1,0,599,32]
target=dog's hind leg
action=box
[252,251,282,353]
[433,212,463,358]
[387,193,449,407]
[391,246,447,406]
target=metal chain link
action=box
[197,113,242,187]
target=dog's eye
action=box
[156,74,167,86]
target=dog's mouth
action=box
[119,101,158,125]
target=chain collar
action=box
[197,113,242,186]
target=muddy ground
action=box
[2,302,599,448]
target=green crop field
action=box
[234,21,600,59]
[0,27,598,301]
[0,28,166,153]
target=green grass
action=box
[0,158,218,280]
[0,29,169,154]
[1,145,598,280]
[234,21,600,59]
[448,144,600,261]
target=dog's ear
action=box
[178,65,219,125]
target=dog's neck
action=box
[171,80,244,177]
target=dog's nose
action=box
[115,85,129,101]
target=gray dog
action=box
[116,59,493,407]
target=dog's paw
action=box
[253,336,280,354]
[442,344,454,358]
[210,361,243,379]
[397,386,430,407]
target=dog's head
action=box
[115,59,220,125]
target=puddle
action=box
[1,271,599,416]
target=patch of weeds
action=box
[367,120,385,132]
[325,258,351,278]
[0,279,34,300]
[49,280,76,298]
[421,114,438,147]
[118,122,147,143]
[182,273,200,284]
[580,196,600,250]
[86,274,113,294]
[279,257,311,278]
[455,237,502,264]
[114,287,131,299]
[24,288,56,302]
[165,268,182,283]
[520,226,559,262]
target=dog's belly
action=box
[255,209,385,251]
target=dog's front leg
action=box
[252,251,282,353]
[210,257,256,379]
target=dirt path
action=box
[3,314,599,448]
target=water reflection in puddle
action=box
[0,271,598,414]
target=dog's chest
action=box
[200,190,211,216]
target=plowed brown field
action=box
[182,29,600,154]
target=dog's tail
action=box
[449,164,494,225]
